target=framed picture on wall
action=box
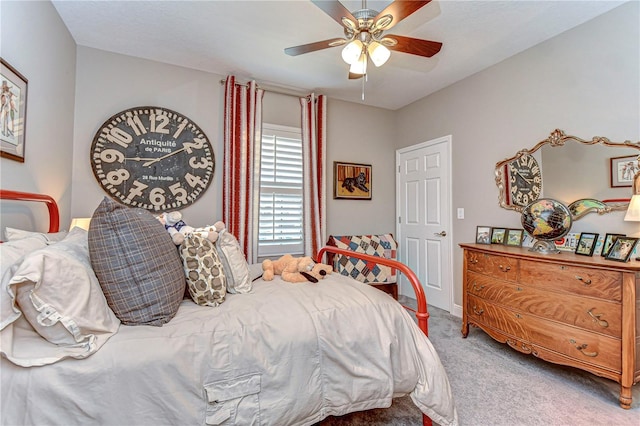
[333,161,372,200]
[0,58,28,163]
[610,155,639,188]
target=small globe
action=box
[521,198,572,241]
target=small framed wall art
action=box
[334,161,372,200]
[476,226,491,244]
[575,232,599,256]
[505,229,524,247]
[0,58,28,162]
[605,237,639,262]
[609,155,639,188]
[601,233,625,258]
[490,227,506,244]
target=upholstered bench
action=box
[325,234,398,299]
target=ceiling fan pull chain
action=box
[361,74,366,101]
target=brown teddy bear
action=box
[306,262,333,282]
[261,254,295,281]
[262,255,332,283]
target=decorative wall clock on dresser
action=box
[505,153,542,207]
[90,106,214,211]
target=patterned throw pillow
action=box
[180,234,226,307]
[88,197,185,326]
[326,234,398,283]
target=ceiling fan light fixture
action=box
[349,51,367,75]
[368,41,391,67]
[341,39,364,65]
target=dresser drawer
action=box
[519,259,621,301]
[468,295,621,372]
[466,251,518,282]
[467,271,621,338]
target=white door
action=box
[396,136,452,312]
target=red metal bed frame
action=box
[315,246,433,426]
[1,189,433,426]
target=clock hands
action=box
[514,170,533,184]
[124,156,158,162]
[142,148,186,167]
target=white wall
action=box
[0,0,76,231]
[325,98,397,236]
[71,47,224,227]
[71,47,397,234]
[396,2,640,308]
[263,93,397,237]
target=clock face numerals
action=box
[90,106,214,211]
[507,154,541,207]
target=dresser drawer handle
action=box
[469,258,479,264]
[472,283,485,292]
[570,339,598,357]
[587,309,609,328]
[575,276,592,285]
[472,306,484,315]
[499,265,511,272]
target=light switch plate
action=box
[457,208,465,219]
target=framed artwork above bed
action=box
[0,58,28,163]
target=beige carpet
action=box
[318,298,639,425]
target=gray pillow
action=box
[88,197,185,326]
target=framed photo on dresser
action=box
[601,233,625,257]
[605,237,638,262]
[505,229,524,247]
[490,227,506,244]
[476,226,492,244]
[575,233,599,256]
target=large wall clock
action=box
[90,106,214,211]
[506,153,542,207]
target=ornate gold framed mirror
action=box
[495,129,640,219]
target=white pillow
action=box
[215,229,252,294]
[0,236,49,330]
[8,227,120,348]
[4,227,67,243]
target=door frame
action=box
[395,135,454,313]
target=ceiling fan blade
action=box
[285,38,346,56]
[311,0,357,27]
[385,35,442,57]
[374,0,432,31]
[348,72,364,80]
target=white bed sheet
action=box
[1,273,458,426]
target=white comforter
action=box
[1,274,458,426]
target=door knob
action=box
[434,231,447,237]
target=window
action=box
[258,124,304,256]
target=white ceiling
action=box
[51,0,627,110]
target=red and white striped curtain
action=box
[223,75,264,263]
[300,94,327,258]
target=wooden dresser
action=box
[460,243,639,409]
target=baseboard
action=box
[451,303,462,318]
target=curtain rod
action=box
[219,78,313,100]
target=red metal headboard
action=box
[0,189,60,233]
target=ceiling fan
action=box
[284,0,442,79]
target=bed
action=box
[0,189,458,426]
